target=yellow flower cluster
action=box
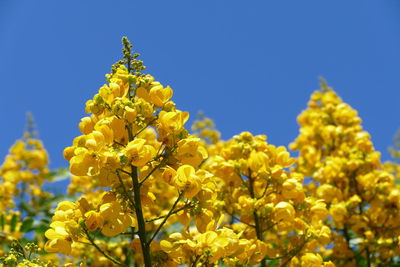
[6,39,400,266]
[0,137,50,210]
[191,113,221,145]
[45,38,336,267]
[290,82,400,265]
[42,39,339,267]
[199,131,333,266]
[45,191,134,255]
[46,38,231,267]
[0,130,61,266]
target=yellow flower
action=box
[316,184,340,203]
[124,106,137,123]
[175,137,208,167]
[311,201,329,221]
[330,202,347,223]
[45,222,69,240]
[99,201,132,237]
[85,211,104,231]
[109,116,128,143]
[44,221,72,255]
[276,147,296,168]
[45,238,72,255]
[282,178,304,200]
[173,165,201,198]
[301,253,323,267]
[149,83,173,108]
[70,149,100,176]
[162,166,176,185]
[124,138,156,167]
[274,201,295,222]
[195,209,215,233]
[95,123,114,144]
[158,110,189,134]
[79,117,95,135]
[248,151,269,173]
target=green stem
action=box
[248,172,266,267]
[191,255,201,267]
[131,165,152,267]
[366,247,372,267]
[116,170,136,210]
[140,145,177,186]
[148,191,183,244]
[139,160,165,186]
[132,117,158,140]
[84,228,124,266]
[281,239,307,267]
[146,202,192,223]
[350,171,372,267]
[125,106,152,266]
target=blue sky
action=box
[1,0,400,170]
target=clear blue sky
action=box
[1,0,400,170]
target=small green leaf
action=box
[34,223,49,235]
[20,201,35,216]
[10,213,18,232]
[0,214,4,230]
[48,168,70,182]
[267,259,279,267]
[20,217,34,232]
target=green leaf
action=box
[48,168,70,182]
[19,201,35,216]
[34,223,49,235]
[267,259,279,267]
[10,213,18,232]
[20,217,34,232]
[0,214,4,230]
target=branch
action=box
[121,231,139,236]
[140,145,177,186]
[83,228,124,266]
[132,117,158,139]
[117,168,132,176]
[139,160,166,186]
[116,170,136,210]
[281,238,308,267]
[131,165,152,267]
[248,169,266,267]
[257,181,271,200]
[146,202,192,223]
[229,213,256,228]
[191,255,201,267]
[148,191,183,244]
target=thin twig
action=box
[116,170,136,210]
[257,181,271,200]
[230,213,256,228]
[117,168,132,176]
[281,238,308,267]
[148,191,183,244]
[146,203,192,223]
[191,255,201,267]
[139,160,166,186]
[132,117,158,139]
[114,141,126,147]
[121,231,139,236]
[140,145,177,186]
[83,228,124,266]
